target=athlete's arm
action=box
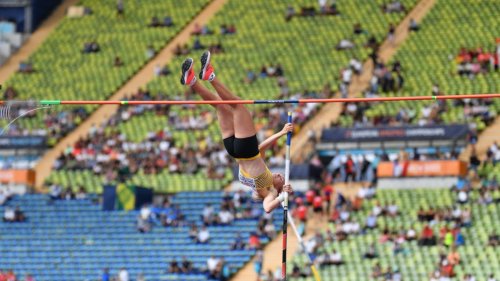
[258,123,293,156]
[262,184,293,213]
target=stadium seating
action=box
[338,0,500,130]
[44,0,420,194]
[288,188,500,280]
[1,0,210,132]
[0,192,282,281]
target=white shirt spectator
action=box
[4,207,15,221]
[342,68,353,83]
[218,210,234,224]
[488,276,497,281]
[458,191,468,203]
[202,205,213,220]
[340,210,350,222]
[207,256,219,272]
[387,204,398,216]
[198,228,210,243]
[330,251,342,263]
[50,184,62,198]
[119,268,129,281]
[357,187,367,199]
[140,205,151,220]
[373,204,382,216]
[407,228,416,239]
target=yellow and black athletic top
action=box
[238,166,274,192]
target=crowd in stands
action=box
[148,16,174,28]
[101,267,144,281]
[455,39,500,78]
[0,270,34,281]
[48,183,89,201]
[136,200,185,233]
[83,40,100,54]
[2,205,25,222]
[285,0,340,22]
[51,90,230,181]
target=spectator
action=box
[216,257,230,281]
[248,232,261,250]
[180,256,193,274]
[24,273,35,281]
[75,187,87,200]
[116,0,123,16]
[202,204,214,225]
[406,226,417,241]
[196,226,210,244]
[83,41,100,53]
[353,23,364,35]
[364,243,378,259]
[193,37,205,50]
[218,207,234,225]
[102,268,110,281]
[206,256,219,278]
[189,224,198,240]
[14,206,25,222]
[329,249,343,266]
[231,232,245,250]
[488,231,499,247]
[365,212,377,230]
[409,18,419,32]
[387,24,395,44]
[49,183,62,200]
[168,259,180,273]
[312,193,323,216]
[254,248,263,278]
[136,273,146,281]
[372,262,382,278]
[114,56,124,67]
[146,45,155,59]
[336,39,355,50]
[3,207,15,222]
[243,69,256,84]
[387,201,399,217]
[149,16,161,27]
[419,224,436,246]
[382,1,405,13]
[118,268,129,281]
[137,215,151,233]
[1,270,15,281]
[488,274,497,281]
[285,5,295,22]
[163,16,174,27]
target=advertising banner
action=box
[0,136,46,149]
[377,160,468,177]
[0,170,35,186]
[321,125,469,142]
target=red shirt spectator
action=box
[313,196,323,208]
[330,208,340,222]
[323,184,333,202]
[440,261,455,277]
[305,190,315,205]
[248,234,260,249]
[295,205,308,221]
[4,271,15,281]
[422,225,434,239]
[0,270,6,281]
[294,197,304,206]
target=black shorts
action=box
[223,135,260,159]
